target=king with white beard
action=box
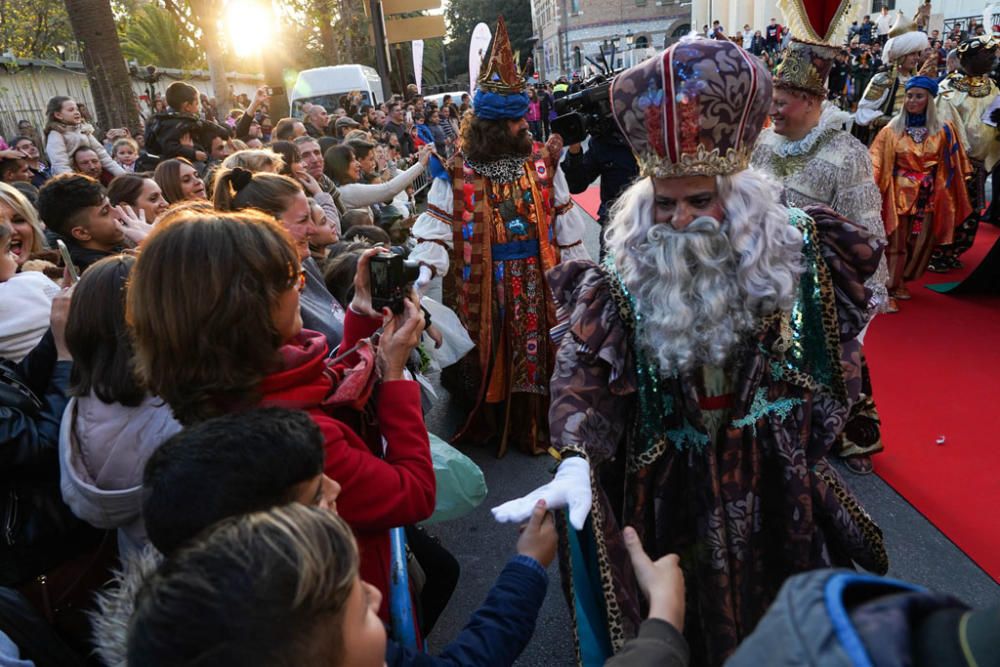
[492,38,889,666]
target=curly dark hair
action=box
[459,113,533,163]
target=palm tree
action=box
[63,0,140,130]
[121,4,204,70]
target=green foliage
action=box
[0,0,75,59]
[120,3,204,69]
[445,0,532,88]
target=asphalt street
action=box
[419,205,999,665]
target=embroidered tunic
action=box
[752,105,890,312]
[937,74,1000,170]
[547,208,887,666]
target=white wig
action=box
[604,171,804,376]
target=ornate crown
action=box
[774,39,841,97]
[477,16,524,94]
[610,37,772,178]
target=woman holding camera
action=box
[213,167,344,348]
[126,208,434,625]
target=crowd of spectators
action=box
[1,16,998,665]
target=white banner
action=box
[412,39,424,94]
[469,22,492,96]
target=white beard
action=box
[605,172,805,377]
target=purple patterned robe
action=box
[547,206,888,666]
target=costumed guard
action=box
[871,76,973,312]
[409,17,591,456]
[929,36,1000,272]
[853,12,931,145]
[493,37,888,666]
[752,28,889,474]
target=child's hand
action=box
[516,499,557,568]
[623,526,685,631]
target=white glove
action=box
[414,265,433,294]
[491,457,592,530]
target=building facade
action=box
[686,0,999,43]
[529,0,690,81]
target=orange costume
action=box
[870,120,972,290]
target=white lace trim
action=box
[772,103,854,158]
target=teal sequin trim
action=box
[771,209,837,391]
[730,387,803,436]
[665,421,711,453]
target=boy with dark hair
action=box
[0,157,31,184]
[96,406,561,667]
[35,173,124,272]
[141,408,338,555]
[143,81,231,167]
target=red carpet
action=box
[866,224,1000,582]
[572,186,602,220]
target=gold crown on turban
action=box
[882,11,930,64]
[773,0,851,96]
[888,12,917,39]
[476,16,525,94]
[774,39,841,97]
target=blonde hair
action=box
[222,149,285,173]
[127,505,358,664]
[0,182,46,255]
[112,137,139,157]
[887,90,941,136]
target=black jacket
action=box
[0,333,103,587]
[144,110,230,161]
[561,136,638,226]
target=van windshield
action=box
[292,92,372,118]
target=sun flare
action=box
[226,2,273,59]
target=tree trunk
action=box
[189,0,230,106]
[340,0,354,61]
[63,0,140,132]
[316,0,337,64]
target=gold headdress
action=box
[476,17,525,94]
[772,0,852,97]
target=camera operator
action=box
[554,75,639,256]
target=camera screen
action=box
[371,259,390,292]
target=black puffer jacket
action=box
[0,332,102,587]
[143,110,230,162]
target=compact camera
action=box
[369,253,421,314]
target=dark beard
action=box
[511,129,533,156]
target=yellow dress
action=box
[870,121,973,244]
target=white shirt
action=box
[876,13,892,35]
[742,30,754,49]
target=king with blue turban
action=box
[409,16,591,456]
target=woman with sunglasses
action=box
[214,167,345,348]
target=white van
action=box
[423,90,468,108]
[289,65,384,117]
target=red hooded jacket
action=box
[258,310,435,621]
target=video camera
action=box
[550,76,624,146]
[549,44,627,146]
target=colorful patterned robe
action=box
[409,147,590,455]
[546,207,888,666]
